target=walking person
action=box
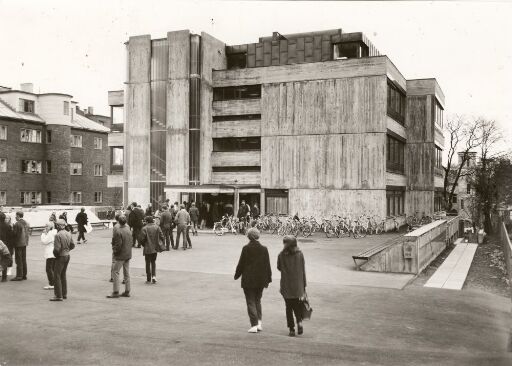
[159,205,174,251]
[277,235,307,337]
[189,202,199,236]
[107,215,132,298]
[128,203,144,248]
[50,219,75,301]
[0,212,13,282]
[40,222,57,290]
[139,216,164,284]
[175,204,190,250]
[11,211,30,281]
[234,228,272,333]
[75,207,88,244]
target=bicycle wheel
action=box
[213,222,224,236]
[324,224,335,238]
[302,225,312,238]
[358,226,368,238]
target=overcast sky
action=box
[1,0,511,143]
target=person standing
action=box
[189,202,199,236]
[277,235,307,337]
[0,212,13,282]
[11,211,30,281]
[139,216,164,284]
[251,203,260,220]
[199,202,207,229]
[50,219,75,301]
[175,204,190,250]
[107,215,132,298]
[159,205,174,251]
[0,239,12,284]
[40,222,57,290]
[128,202,144,248]
[145,203,153,217]
[75,208,88,244]
[234,228,272,333]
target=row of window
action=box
[0,158,103,176]
[386,189,405,216]
[0,191,103,205]
[0,126,103,148]
[387,81,406,125]
[386,135,405,174]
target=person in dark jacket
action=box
[0,212,13,282]
[277,235,307,337]
[128,203,144,248]
[251,203,260,219]
[0,239,13,283]
[234,228,272,333]
[139,216,164,284]
[75,208,88,244]
[50,219,75,301]
[159,206,174,251]
[11,211,30,281]
[189,202,199,236]
[107,215,132,298]
[145,203,153,217]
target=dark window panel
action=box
[212,137,261,152]
[212,166,261,172]
[212,114,261,122]
[213,85,261,101]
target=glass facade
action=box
[150,39,169,206]
[189,34,201,185]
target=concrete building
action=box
[110,28,445,219]
[0,83,120,207]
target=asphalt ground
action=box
[0,229,511,366]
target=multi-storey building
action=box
[0,83,119,207]
[110,28,445,219]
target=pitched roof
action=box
[72,112,110,133]
[0,98,45,123]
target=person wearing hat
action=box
[75,208,88,244]
[40,222,57,290]
[11,211,30,281]
[234,228,272,333]
[50,219,75,301]
[138,216,164,284]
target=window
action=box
[386,189,405,216]
[212,114,261,122]
[20,191,41,205]
[94,164,103,176]
[213,85,261,101]
[213,137,261,152]
[212,166,261,172]
[46,130,52,144]
[63,101,69,115]
[70,163,82,175]
[18,98,35,113]
[0,125,6,140]
[0,191,5,205]
[387,81,406,124]
[386,135,405,174]
[70,191,82,204]
[333,42,369,59]
[434,99,444,128]
[46,191,51,204]
[20,128,41,143]
[227,53,247,69]
[434,191,444,212]
[45,160,52,174]
[111,147,124,171]
[94,191,103,203]
[93,137,103,150]
[452,194,457,203]
[21,160,42,174]
[265,189,289,215]
[0,158,6,172]
[71,135,82,147]
[466,184,471,194]
[461,199,464,209]
[435,147,443,169]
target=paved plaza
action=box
[0,229,511,365]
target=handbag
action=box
[85,223,93,233]
[300,292,313,320]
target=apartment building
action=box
[110,28,445,219]
[0,83,119,207]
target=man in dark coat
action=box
[159,206,174,251]
[251,203,260,219]
[128,203,144,248]
[11,211,30,281]
[0,212,13,282]
[75,208,88,244]
[234,228,272,333]
[107,215,132,298]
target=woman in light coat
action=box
[41,222,57,290]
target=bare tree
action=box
[442,115,481,211]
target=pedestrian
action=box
[11,211,30,281]
[40,222,57,290]
[49,212,57,223]
[145,203,153,217]
[50,219,75,301]
[237,200,250,233]
[199,202,207,229]
[234,228,272,333]
[107,215,132,298]
[189,202,199,236]
[75,207,88,244]
[0,239,13,283]
[0,212,13,282]
[277,235,307,337]
[59,212,74,233]
[251,203,260,220]
[159,205,174,251]
[139,216,164,284]
[128,202,144,248]
[175,204,190,250]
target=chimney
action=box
[87,106,94,115]
[20,83,34,93]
